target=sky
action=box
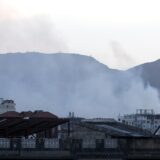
[1,0,160,69]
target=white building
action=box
[0,98,16,114]
[118,109,160,133]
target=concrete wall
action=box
[128,138,160,149]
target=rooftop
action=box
[76,120,152,138]
[0,111,68,137]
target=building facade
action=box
[118,109,160,132]
[0,99,16,114]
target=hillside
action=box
[129,59,160,91]
[0,53,159,117]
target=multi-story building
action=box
[0,98,16,114]
[118,109,160,132]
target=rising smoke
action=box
[110,41,135,69]
[0,2,159,118]
[0,53,159,118]
[0,1,67,53]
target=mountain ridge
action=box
[0,52,159,117]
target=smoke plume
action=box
[110,41,135,69]
[0,53,159,118]
[0,1,67,53]
[0,2,159,118]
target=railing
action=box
[0,138,10,148]
[0,138,118,151]
[0,138,60,150]
[1,138,160,159]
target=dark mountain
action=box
[129,59,160,92]
[0,53,159,117]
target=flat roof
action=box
[76,120,152,138]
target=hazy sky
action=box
[1,0,160,69]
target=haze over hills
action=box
[0,52,159,118]
[129,59,160,92]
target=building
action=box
[58,116,151,151]
[58,112,84,139]
[118,109,160,132]
[0,98,16,114]
[0,110,160,159]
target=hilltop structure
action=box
[0,98,16,114]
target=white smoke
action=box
[110,41,135,69]
[0,1,159,118]
[0,1,67,53]
[66,68,160,118]
[0,16,67,53]
[0,53,159,118]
